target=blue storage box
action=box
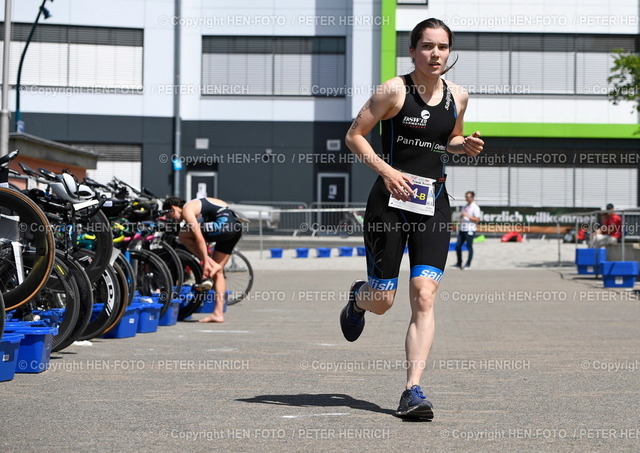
[4,321,32,329]
[356,246,366,256]
[0,333,24,382]
[196,290,215,313]
[103,305,140,339]
[316,247,331,258]
[576,248,607,275]
[33,309,63,328]
[159,300,180,326]
[448,241,468,252]
[135,301,163,333]
[172,288,193,308]
[196,291,228,314]
[270,248,283,258]
[3,325,58,373]
[295,248,309,258]
[338,246,353,257]
[601,261,639,288]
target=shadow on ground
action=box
[237,393,395,416]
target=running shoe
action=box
[339,280,366,342]
[393,385,434,420]
[194,278,213,292]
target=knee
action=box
[360,290,394,315]
[412,286,437,312]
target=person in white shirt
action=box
[454,191,481,269]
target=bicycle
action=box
[8,161,128,346]
[224,248,253,305]
[0,150,55,311]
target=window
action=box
[396,31,637,95]
[202,36,346,96]
[74,143,142,189]
[0,23,143,90]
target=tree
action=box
[608,50,640,113]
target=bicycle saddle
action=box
[0,150,19,169]
[19,161,41,177]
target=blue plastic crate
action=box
[295,248,309,258]
[196,290,215,313]
[316,247,331,258]
[196,291,228,314]
[3,325,58,373]
[576,248,607,275]
[448,241,468,252]
[338,246,353,257]
[135,301,163,333]
[356,246,366,256]
[159,300,180,326]
[35,309,63,327]
[103,305,140,339]
[270,248,283,258]
[0,333,24,382]
[601,261,639,288]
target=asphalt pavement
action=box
[2,258,640,452]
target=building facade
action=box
[2,0,638,208]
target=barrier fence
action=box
[569,208,640,262]
[237,203,640,264]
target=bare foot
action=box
[199,314,224,323]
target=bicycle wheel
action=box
[0,187,55,310]
[115,251,136,306]
[128,249,172,317]
[99,260,130,336]
[73,209,114,284]
[53,252,94,352]
[76,262,122,341]
[175,249,206,320]
[224,250,254,305]
[0,291,4,337]
[149,240,184,298]
[12,255,81,351]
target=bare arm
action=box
[446,84,484,156]
[181,200,209,263]
[345,79,414,201]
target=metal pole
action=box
[172,0,182,196]
[259,209,263,259]
[621,212,626,261]
[557,221,561,266]
[15,0,47,132]
[1,0,13,156]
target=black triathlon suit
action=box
[364,74,456,291]
[198,198,242,255]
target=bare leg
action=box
[405,277,438,388]
[354,284,396,315]
[199,251,231,323]
[178,231,200,257]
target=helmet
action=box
[50,173,95,202]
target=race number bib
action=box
[388,172,435,216]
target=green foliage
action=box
[608,50,640,113]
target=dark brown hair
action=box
[410,18,453,49]
[163,196,186,210]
